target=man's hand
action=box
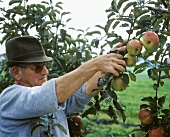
[94,53,126,76]
[85,41,127,96]
[110,40,127,55]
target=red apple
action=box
[138,108,153,124]
[127,39,143,56]
[71,115,82,126]
[124,53,137,67]
[149,128,166,137]
[140,31,159,53]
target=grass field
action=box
[83,72,170,137]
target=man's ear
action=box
[11,66,22,80]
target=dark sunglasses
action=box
[18,62,50,73]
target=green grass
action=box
[82,73,170,137]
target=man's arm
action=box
[85,71,104,96]
[55,47,126,103]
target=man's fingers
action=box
[114,40,128,48]
[113,53,124,59]
[118,46,127,52]
[110,40,128,55]
[113,62,126,71]
[110,69,120,77]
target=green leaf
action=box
[91,39,99,48]
[60,29,66,41]
[135,29,146,37]
[116,17,132,23]
[122,73,129,85]
[120,109,126,123]
[135,68,146,74]
[112,20,120,29]
[9,0,21,6]
[137,14,151,27]
[0,17,5,21]
[108,105,117,119]
[55,2,63,10]
[65,36,76,46]
[67,47,77,55]
[66,18,72,23]
[53,123,67,135]
[163,66,170,76]
[122,2,136,13]
[134,10,149,19]
[133,62,149,73]
[41,21,52,29]
[113,100,124,111]
[140,104,150,109]
[117,0,128,10]
[126,29,133,35]
[61,12,71,18]
[141,96,155,104]
[29,118,45,124]
[76,38,87,43]
[105,19,115,33]
[153,17,164,31]
[95,25,104,30]
[0,34,10,44]
[82,107,96,118]
[108,90,117,100]
[86,31,101,36]
[158,95,166,107]
[161,109,170,115]
[85,50,92,60]
[76,51,82,60]
[147,69,152,78]
[31,124,45,135]
[121,23,129,27]
[76,29,84,33]
[153,83,158,90]
[128,70,136,82]
[111,0,118,13]
[107,12,116,19]
[161,31,170,36]
[41,1,49,5]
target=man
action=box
[0,36,126,137]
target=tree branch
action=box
[13,17,26,35]
[145,6,169,14]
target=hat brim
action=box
[7,56,53,67]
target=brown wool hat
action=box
[6,36,52,67]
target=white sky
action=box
[62,0,112,29]
[0,0,113,54]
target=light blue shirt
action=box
[0,78,92,137]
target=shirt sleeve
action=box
[65,84,92,114]
[0,78,61,119]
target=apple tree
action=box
[83,0,170,136]
[0,0,170,137]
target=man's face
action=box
[14,62,49,87]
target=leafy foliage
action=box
[0,0,101,91]
[0,0,170,136]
